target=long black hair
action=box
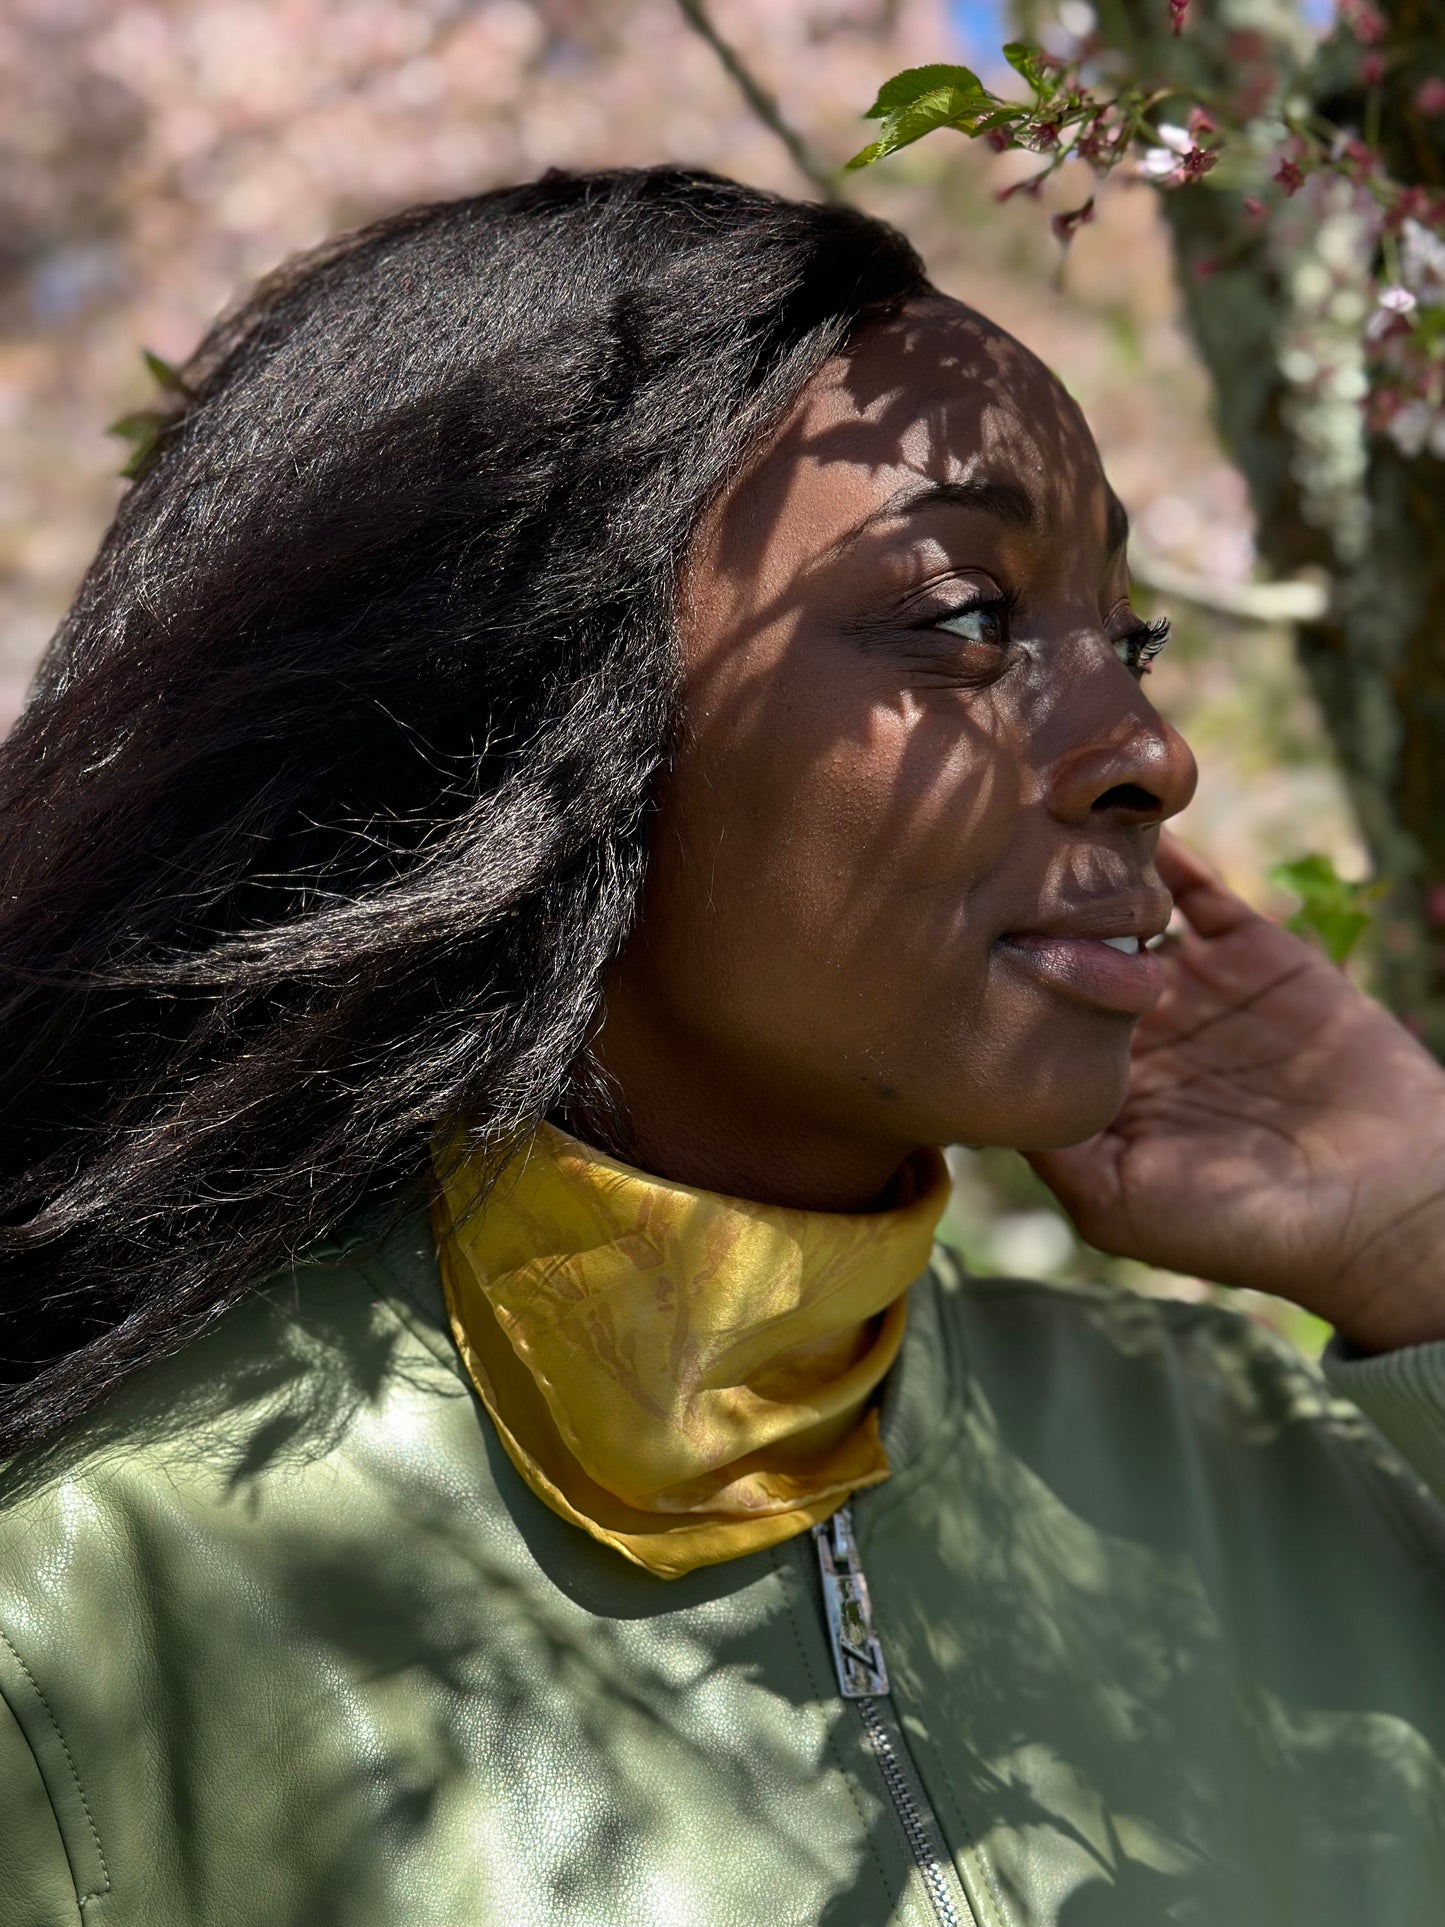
[0,168,928,1453]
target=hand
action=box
[1029,834,1445,1352]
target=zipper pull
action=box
[813,1502,890,1699]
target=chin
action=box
[1012,1053,1133,1149]
[920,1032,1133,1153]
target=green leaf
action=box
[1267,852,1381,964]
[106,411,162,441]
[846,83,1000,168]
[862,63,987,120]
[1003,41,1054,100]
[1411,302,1445,352]
[972,104,1029,135]
[143,348,187,394]
[107,407,170,480]
[118,441,160,481]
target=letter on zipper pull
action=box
[814,1503,890,1699]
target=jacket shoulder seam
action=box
[953,1267,1291,1350]
[0,1624,111,1904]
[955,1267,1445,1595]
[950,1266,1168,1315]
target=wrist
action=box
[1320,1208,1445,1355]
[1328,1291,1445,1356]
[1245,1161,1445,1354]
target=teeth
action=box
[1101,936,1140,955]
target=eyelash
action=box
[930,598,1172,678]
[1115,615,1171,677]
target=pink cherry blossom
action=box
[1050,198,1095,245]
[1366,284,1417,343]
[1338,0,1387,45]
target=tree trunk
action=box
[1099,0,1445,1047]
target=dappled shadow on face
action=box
[772,297,1119,822]
[608,294,1190,1170]
[690,295,1115,932]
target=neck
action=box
[577,1033,922,1215]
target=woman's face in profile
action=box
[597,294,1198,1203]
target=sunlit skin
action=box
[594,295,1445,1354]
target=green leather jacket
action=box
[4,1201,1445,1927]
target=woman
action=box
[2,166,1443,1927]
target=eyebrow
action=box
[836,478,1036,553]
[834,476,1132,556]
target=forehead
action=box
[706,295,1123,573]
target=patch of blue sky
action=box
[949,0,1338,53]
[947,0,1009,58]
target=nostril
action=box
[1092,783,1160,815]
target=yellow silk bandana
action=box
[431,1123,948,1579]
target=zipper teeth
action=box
[809,1504,974,1927]
[856,1695,966,1927]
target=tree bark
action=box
[1099,0,1445,1046]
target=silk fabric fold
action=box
[431,1123,948,1578]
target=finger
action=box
[1156,831,1262,941]
[1026,1136,1119,1225]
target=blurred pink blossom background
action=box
[0,0,1364,1323]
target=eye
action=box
[1111,614,1171,678]
[933,595,1011,647]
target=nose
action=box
[1044,695,1198,830]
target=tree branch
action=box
[1128,544,1329,624]
[673,0,841,201]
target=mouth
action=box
[994,904,1170,1016]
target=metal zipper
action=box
[812,1504,978,1927]
[814,1501,889,1697]
[854,1696,971,1927]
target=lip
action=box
[994,893,1172,1016]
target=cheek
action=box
[773,696,1021,933]
[666,689,1027,1003]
